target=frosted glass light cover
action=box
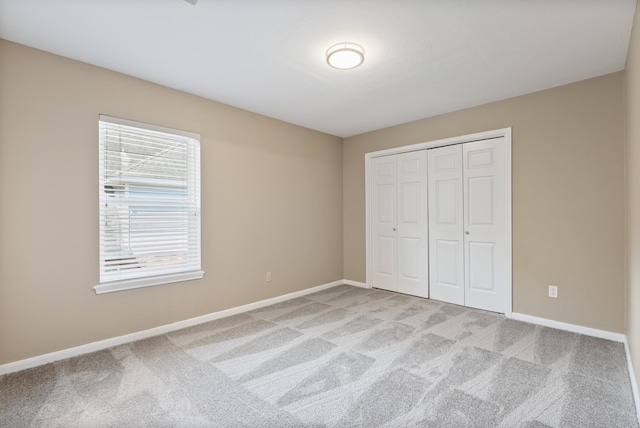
[326,42,364,70]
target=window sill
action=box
[93,270,205,294]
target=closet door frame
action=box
[365,128,513,317]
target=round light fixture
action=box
[326,42,365,70]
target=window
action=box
[94,115,203,294]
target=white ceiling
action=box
[0,0,636,138]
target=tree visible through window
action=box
[94,115,202,294]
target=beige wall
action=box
[0,36,631,367]
[344,73,626,333]
[0,40,343,365]
[625,4,640,392]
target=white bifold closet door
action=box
[428,137,506,313]
[371,150,429,298]
[428,144,465,305]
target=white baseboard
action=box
[511,312,625,342]
[0,279,348,376]
[513,312,639,422]
[623,337,640,424]
[343,279,369,288]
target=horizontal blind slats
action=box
[99,117,201,285]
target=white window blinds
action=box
[95,115,203,294]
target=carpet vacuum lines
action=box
[1,285,637,427]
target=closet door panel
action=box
[371,156,397,291]
[397,151,429,297]
[463,137,506,313]
[428,145,464,305]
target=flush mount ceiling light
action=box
[326,42,365,70]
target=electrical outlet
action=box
[548,285,558,298]
[266,272,272,282]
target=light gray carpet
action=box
[1,285,638,427]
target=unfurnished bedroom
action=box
[1,1,640,426]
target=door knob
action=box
[393,228,396,231]
[465,231,469,235]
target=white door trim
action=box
[365,128,513,317]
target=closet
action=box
[368,135,508,313]
[370,150,429,298]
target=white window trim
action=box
[94,270,205,295]
[97,115,200,141]
[94,115,203,294]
